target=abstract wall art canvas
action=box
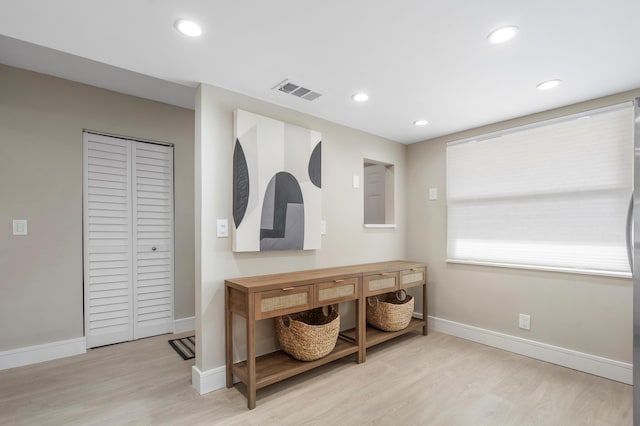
[232,109,322,252]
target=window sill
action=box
[446,259,631,279]
[363,224,397,229]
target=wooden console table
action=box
[225,260,427,409]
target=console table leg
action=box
[246,295,257,409]
[247,385,256,409]
[422,282,428,336]
[225,287,233,388]
[247,347,257,409]
[357,294,366,363]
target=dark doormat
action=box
[168,336,195,360]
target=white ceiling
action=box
[1,0,639,144]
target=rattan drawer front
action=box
[255,286,313,320]
[364,272,399,296]
[316,277,359,304]
[400,268,426,289]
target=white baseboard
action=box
[174,316,195,334]
[192,314,632,395]
[0,337,87,371]
[192,365,226,395]
[420,313,632,385]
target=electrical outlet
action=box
[519,313,531,330]
[13,219,28,235]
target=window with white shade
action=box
[446,103,633,276]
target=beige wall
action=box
[195,83,408,371]
[407,89,640,363]
[0,65,195,351]
[6,57,633,375]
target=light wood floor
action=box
[0,331,632,425]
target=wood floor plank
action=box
[0,331,631,425]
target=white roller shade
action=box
[446,104,633,275]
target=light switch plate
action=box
[320,220,327,235]
[429,188,438,200]
[352,175,360,189]
[13,219,28,235]
[519,313,531,330]
[216,219,229,238]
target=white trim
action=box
[174,316,195,334]
[84,129,175,147]
[421,314,632,385]
[363,224,397,229]
[446,259,631,279]
[192,365,226,395]
[0,337,86,371]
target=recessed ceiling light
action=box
[536,79,562,91]
[414,119,429,126]
[352,93,369,102]
[175,19,202,37]
[487,26,519,44]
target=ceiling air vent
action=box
[272,79,322,101]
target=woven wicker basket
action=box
[275,306,340,361]
[367,290,414,332]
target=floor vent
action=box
[272,79,322,101]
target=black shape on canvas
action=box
[308,141,322,188]
[260,172,304,250]
[233,139,250,227]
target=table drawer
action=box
[316,277,359,305]
[254,285,313,320]
[400,267,426,289]
[364,272,399,296]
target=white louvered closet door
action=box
[132,141,174,339]
[84,133,134,348]
[83,133,174,348]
